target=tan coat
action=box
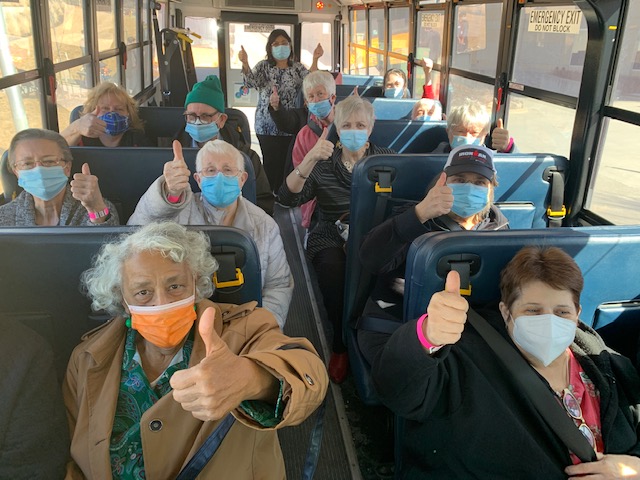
[63,300,328,479]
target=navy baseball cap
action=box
[444,144,496,180]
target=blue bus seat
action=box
[404,226,640,328]
[335,97,442,121]
[340,75,384,86]
[344,153,569,405]
[67,147,257,223]
[0,225,263,380]
[69,106,252,147]
[336,84,383,97]
[367,120,448,153]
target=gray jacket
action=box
[128,177,294,327]
[0,186,119,226]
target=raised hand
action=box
[423,270,469,347]
[351,86,360,97]
[164,140,191,197]
[313,43,324,60]
[305,127,334,163]
[170,308,274,421]
[238,45,248,65]
[76,107,106,138]
[270,85,280,111]
[415,172,453,223]
[71,163,107,213]
[491,118,511,152]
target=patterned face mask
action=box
[99,111,130,136]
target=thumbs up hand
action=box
[491,118,511,152]
[170,307,279,421]
[415,172,453,223]
[71,163,107,215]
[422,271,469,347]
[164,140,191,197]
[269,85,280,111]
[305,127,334,164]
[238,45,248,65]
[76,107,106,138]
[313,43,324,61]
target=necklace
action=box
[343,161,354,172]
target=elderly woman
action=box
[411,98,443,121]
[433,99,516,153]
[239,29,323,191]
[61,82,154,147]
[358,145,508,363]
[373,246,640,479]
[63,222,328,479]
[0,128,119,226]
[278,95,395,384]
[128,140,293,329]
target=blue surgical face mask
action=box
[384,87,404,99]
[451,135,483,148]
[449,182,489,218]
[272,45,291,61]
[339,129,368,152]
[308,99,332,119]
[185,121,220,144]
[18,165,68,201]
[98,111,130,136]
[200,174,241,208]
[512,313,577,367]
[416,115,432,122]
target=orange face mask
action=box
[127,293,197,348]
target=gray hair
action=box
[334,96,375,132]
[447,100,491,135]
[8,128,73,168]
[81,222,218,317]
[411,99,443,121]
[303,71,336,99]
[196,139,244,173]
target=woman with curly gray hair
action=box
[64,221,328,479]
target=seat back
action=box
[340,75,384,86]
[344,152,569,404]
[67,147,257,223]
[405,226,640,328]
[0,226,262,380]
[225,107,252,146]
[336,84,383,97]
[336,97,434,121]
[367,120,448,153]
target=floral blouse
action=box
[243,60,309,136]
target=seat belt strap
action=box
[547,170,566,227]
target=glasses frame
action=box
[183,112,220,125]
[197,168,243,179]
[559,388,596,449]
[14,158,68,171]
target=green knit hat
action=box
[185,75,225,113]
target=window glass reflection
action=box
[56,64,93,132]
[124,0,139,45]
[125,47,142,95]
[0,81,44,161]
[452,4,502,77]
[96,0,117,51]
[416,10,444,65]
[610,1,640,114]
[49,0,87,63]
[389,8,409,56]
[0,0,37,77]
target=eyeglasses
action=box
[271,41,290,47]
[198,167,242,178]
[558,388,596,449]
[14,158,67,170]
[183,112,219,125]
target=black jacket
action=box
[372,311,640,479]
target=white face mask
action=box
[512,314,577,367]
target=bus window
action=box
[414,9,444,99]
[50,0,88,64]
[0,81,44,155]
[610,2,640,114]
[349,8,366,74]
[452,3,502,78]
[388,7,410,57]
[0,1,37,76]
[125,47,142,96]
[588,119,640,224]
[123,0,139,46]
[301,22,332,71]
[369,8,384,75]
[506,94,575,156]
[96,0,117,51]
[447,74,493,112]
[512,5,587,98]
[56,64,93,132]
[185,17,219,82]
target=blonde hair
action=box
[81,83,144,131]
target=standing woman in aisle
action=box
[239,29,323,191]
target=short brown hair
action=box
[500,246,583,311]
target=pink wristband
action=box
[504,137,514,153]
[167,194,181,204]
[88,207,109,220]
[416,313,442,351]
